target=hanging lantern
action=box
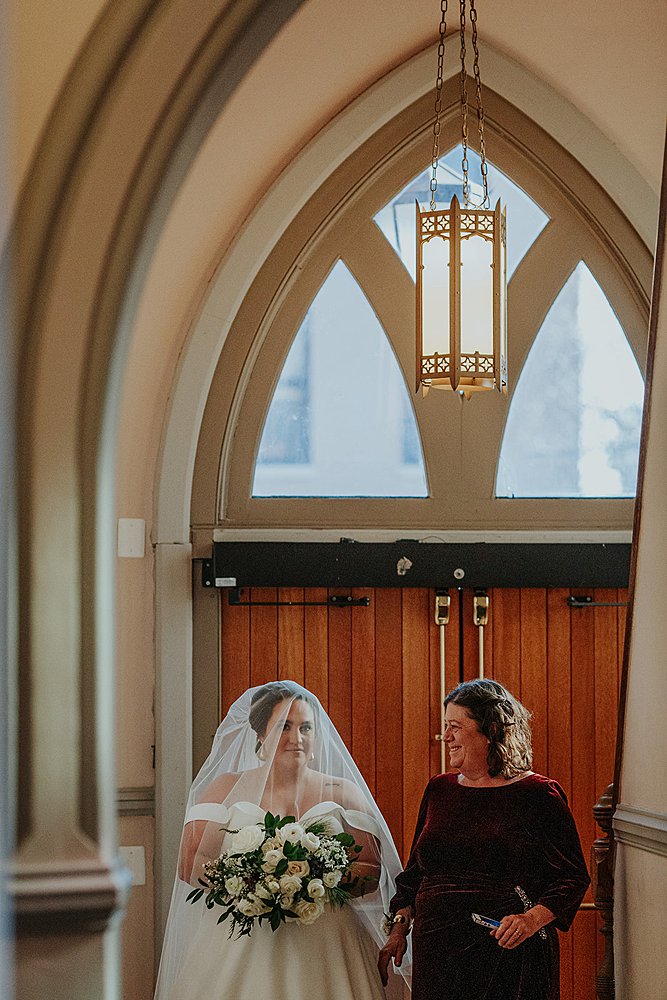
[416,0,508,399]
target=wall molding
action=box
[10,858,131,935]
[613,803,667,859]
[117,787,155,817]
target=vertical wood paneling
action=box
[277,587,305,683]
[375,588,403,851]
[570,599,596,907]
[520,590,548,773]
[428,589,444,777]
[401,588,430,860]
[249,588,278,686]
[593,589,618,801]
[351,589,376,792]
[328,597,352,746]
[218,582,625,999]
[461,589,479,681]
[492,589,521,694]
[546,589,573,796]
[304,589,329,710]
[220,593,250,715]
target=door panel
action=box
[218,584,626,1000]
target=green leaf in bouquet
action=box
[269,909,282,931]
[353,844,363,853]
[334,832,355,847]
[263,811,276,833]
[276,815,296,828]
[274,858,289,876]
[186,888,205,903]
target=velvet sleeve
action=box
[388,780,431,913]
[532,779,591,931]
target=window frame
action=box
[193,85,652,533]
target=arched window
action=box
[196,87,651,532]
[497,262,643,498]
[253,261,427,497]
[374,145,549,281]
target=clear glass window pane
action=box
[496,262,644,498]
[253,260,428,497]
[374,145,549,281]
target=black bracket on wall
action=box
[227,588,370,608]
[566,595,628,609]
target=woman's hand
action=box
[377,911,411,986]
[492,904,554,949]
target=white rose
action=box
[293,898,325,925]
[278,822,305,845]
[287,859,310,878]
[261,836,281,853]
[255,883,275,901]
[238,893,270,916]
[224,875,244,897]
[278,874,303,897]
[323,871,342,888]
[300,831,320,851]
[261,848,284,872]
[229,824,265,854]
[307,878,325,899]
[265,877,280,894]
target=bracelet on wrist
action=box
[381,911,413,936]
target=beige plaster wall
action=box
[615,168,667,997]
[7,0,108,197]
[614,842,667,999]
[618,252,667,816]
[118,816,155,1000]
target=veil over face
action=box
[154,681,411,998]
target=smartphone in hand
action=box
[471,913,501,929]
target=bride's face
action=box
[264,698,315,766]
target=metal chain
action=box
[469,0,489,207]
[429,0,448,211]
[459,0,470,206]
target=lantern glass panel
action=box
[421,233,451,358]
[460,232,494,357]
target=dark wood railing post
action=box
[592,783,615,1000]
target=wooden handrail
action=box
[592,783,615,1000]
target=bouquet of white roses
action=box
[187,811,369,937]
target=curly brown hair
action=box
[444,679,533,779]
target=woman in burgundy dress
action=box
[378,679,590,1000]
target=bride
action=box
[154,681,409,999]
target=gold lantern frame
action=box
[416,194,507,395]
[416,0,508,399]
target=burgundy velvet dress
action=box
[391,773,590,1000]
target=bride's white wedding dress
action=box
[167,801,388,1000]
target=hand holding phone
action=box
[471,912,501,929]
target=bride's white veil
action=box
[154,681,410,998]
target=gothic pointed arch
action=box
[253,260,427,498]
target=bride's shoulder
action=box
[314,773,368,811]
[200,771,243,802]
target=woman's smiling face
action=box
[443,702,490,778]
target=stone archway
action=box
[11,2,305,997]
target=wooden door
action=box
[219,585,626,999]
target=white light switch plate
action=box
[119,845,146,885]
[117,518,146,558]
